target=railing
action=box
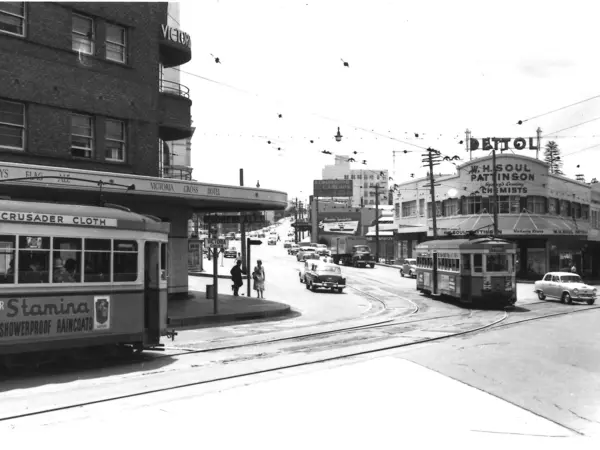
[159,79,190,99]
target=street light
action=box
[335,127,343,142]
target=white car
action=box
[534,272,596,305]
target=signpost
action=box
[246,238,262,297]
[205,238,229,314]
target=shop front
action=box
[365,231,394,263]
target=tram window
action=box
[84,238,111,283]
[0,235,15,284]
[486,254,509,272]
[18,236,50,284]
[462,254,470,271]
[53,237,81,283]
[114,240,138,282]
[473,254,482,273]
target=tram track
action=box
[1,275,599,424]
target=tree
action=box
[544,141,564,175]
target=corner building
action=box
[393,154,599,280]
[0,2,287,295]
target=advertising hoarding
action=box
[314,179,353,198]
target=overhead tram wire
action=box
[174,68,440,153]
[542,116,600,137]
[517,93,600,125]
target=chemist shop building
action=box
[393,153,600,280]
[0,2,287,296]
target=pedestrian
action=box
[252,259,266,299]
[230,260,244,296]
[571,263,577,274]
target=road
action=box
[1,219,599,445]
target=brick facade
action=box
[0,2,173,176]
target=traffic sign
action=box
[206,238,229,248]
[248,239,262,246]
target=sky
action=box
[178,0,600,202]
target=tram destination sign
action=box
[204,214,264,224]
[314,179,353,198]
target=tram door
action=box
[144,241,161,343]
[432,252,439,295]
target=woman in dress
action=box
[252,259,266,299]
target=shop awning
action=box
[365,230,394,237]
[431,213,589,237]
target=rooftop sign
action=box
[314,179,353,197]
[469,137,539,152]
[161,24,191,48]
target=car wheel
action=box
[587,299,595,305]
[370,264,375,268]
[562,292,572,304]
[305,281,310,290]
[299,274,303,283]
[400,269,404,277]
[337,288,343,293]
[537,291,546,300]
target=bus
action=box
[0,199,174,361]
[415,237,517,308]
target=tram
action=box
[415,237,517,308]
[0,199,174,360]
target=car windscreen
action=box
[560,275,582,283]
[354,246,370,252]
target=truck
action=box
[329,236,376,268]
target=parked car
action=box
[268,237,277,245]
[399,258,417,278]
[283,240,293,248]
[299,251,320,262]
[224,246,238,258]
[534,272,596,305]
[304,261,346,293]
[288,243,300,255]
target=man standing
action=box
[230,260,244,296]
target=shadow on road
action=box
[0,350,177,394]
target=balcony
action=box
[158,80,194,141]
[159,24,192,68]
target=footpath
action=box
[167,256,292,329]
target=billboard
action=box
[317,210,361,235]
[314,179,353,198]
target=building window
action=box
[548,198,559,215]
[402,200,416,217]
[581,204,589,221]
[427,201,442,218]
[344,175,349,180]
[559,200,570,217]
[394,202,400,219]
[444,198,459,216]
[0,2,25,36]
[419,198,425,217]
[0,99,25,151]
[592,210,600,229]
[463,196,482,214]
[106,23,127,63]
[71,114,94,158]
[572,202,581,219]
[105,119,125,161]
[72,14,94,55]
[527,196,546,214]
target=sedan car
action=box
[534,272,596,305]
[296,246,318,261]
[268,238,277,245]
[399,258,417,278]
[224,246,238,258]
[283,240,293,248]
[314,243,331,256]
[304,261,346,293]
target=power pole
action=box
[240,169,247,273]
[295,198,299,243]
[422,148,442,238]
[375,183,380,262]
[491,148,499,237]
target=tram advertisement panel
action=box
[0,293,139,342]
